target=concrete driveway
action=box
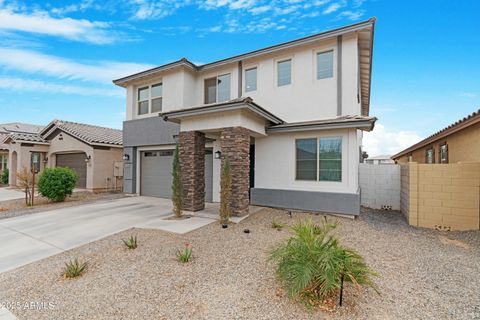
[0,188,25,202]
[0,196,215,273]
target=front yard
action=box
[0,208,479,320]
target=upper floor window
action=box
[277,59,291,87]
[245,67,257,92]
[426,148,434,164]
[204,74,231,104]
[440,143,448,163]
[296,137,342,182]
[137,83,163,115]
[317,50,334,80]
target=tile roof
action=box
[41,120,123,147]
[392,108,480,159]
[4,132,49,144]
[0,122,44,134]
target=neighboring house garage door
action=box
[140,149,213,201]
[56,153,87,188]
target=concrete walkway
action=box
[0,196,215,273]
[0,188,25,202]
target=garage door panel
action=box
[56,153,87,188]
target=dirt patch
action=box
[0,208,478,320]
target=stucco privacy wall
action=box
[401,162,480,231]
[92,148,123,192]
[359,163,400,210]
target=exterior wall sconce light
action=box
[172,134,179,144]
[123,154,130,161]
[215,151,222,159]
[85,155,91,163]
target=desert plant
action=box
[0,168,8,185]
[171,144,183,218]
[269,220,378,306]
[38,167,77,202]
[176,242,193,263]
[123,235,138,249]
[219,155,231,224]
[16,167,34,206]
[271,218,285,231]
[63,258,88,278]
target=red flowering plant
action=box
[176,242,193,263]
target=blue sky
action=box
[0,0,479,156]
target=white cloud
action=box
[336,9,365,20]
[363,123,423,157]
[322,1,345,14]
[0,77,122,96]
[0,48,153,84]
[0,7,117,44]
[129,0,186,20]
[459,92,477,98]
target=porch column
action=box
[220,127,250,216]
[179,131,205,211]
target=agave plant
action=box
[123,235,138,249]
[269,219,378,305]
[63,258,88,279]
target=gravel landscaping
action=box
[0,208,479,320]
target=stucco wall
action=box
[402,162,480,231]
[359,163,400,210]
[124,33,361,123]
[254,128,360,194]
[8,142,49,186]
[92,147,123,192]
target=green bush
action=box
[63,258,88,278]
[0,168,8,184]
[38,167,77,202]
[269,219,378,306]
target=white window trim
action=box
[275,56,294,88]
[204,73,231,104]
[314,48,335,81]
[137,82,163,115]
[244,65,258,93]
[295,135,343,183]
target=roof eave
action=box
[267,118,376,133]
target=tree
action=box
[171,144,183,218]
[16,167,34,206]
[220,155,232,224]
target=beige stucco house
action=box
[2,120,124,192]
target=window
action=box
[0,155,7,170]
[137,83,163,115]
[408,155,413,162]
[245,67,257,92]
[296,139,317,180]
[204,74,231,104]
[440,143,448,163]
[296,137,342,182]
[426,148,434,164]
[31,152,41,173]
[277,59,291,86]
[319,137,342,181]
[317,50,334,79]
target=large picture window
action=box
[296,137,342,182]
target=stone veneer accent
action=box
[220,127,250,216]
[179,131,205,211]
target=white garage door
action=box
[140,150,213,201]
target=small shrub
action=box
[63,258,88,278]
[269,220,378,306]
[0,168,8,184]
[16,167,34,206]
[38,167,77,202]
[176,242,193,263]
[271,218,285,231]
[123,235,138,249]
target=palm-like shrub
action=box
[38,167,77,202]
[269,220,378,305]
[63,258,88,278]
[171,144,183,218]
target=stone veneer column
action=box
[179,131,205,211]
[220,127,250,216]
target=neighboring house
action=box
[392,109,480,164]
[2,120,124,192]
[365,155,395,165]
[114,18,377,216]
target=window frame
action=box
[295,136,343,182]
[244,67,258,92]
[276,58,293,87]
[316,49,334,80]
[204,73,231,104]
[136,82,163,115]
[425,147,435,164]
[439,142,448,164]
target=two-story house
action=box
[114,18,376,216]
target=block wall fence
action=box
[359,163,401,210]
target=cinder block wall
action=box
[400,164,410,219]
[359,164,401,210]
[403,162,480,231]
